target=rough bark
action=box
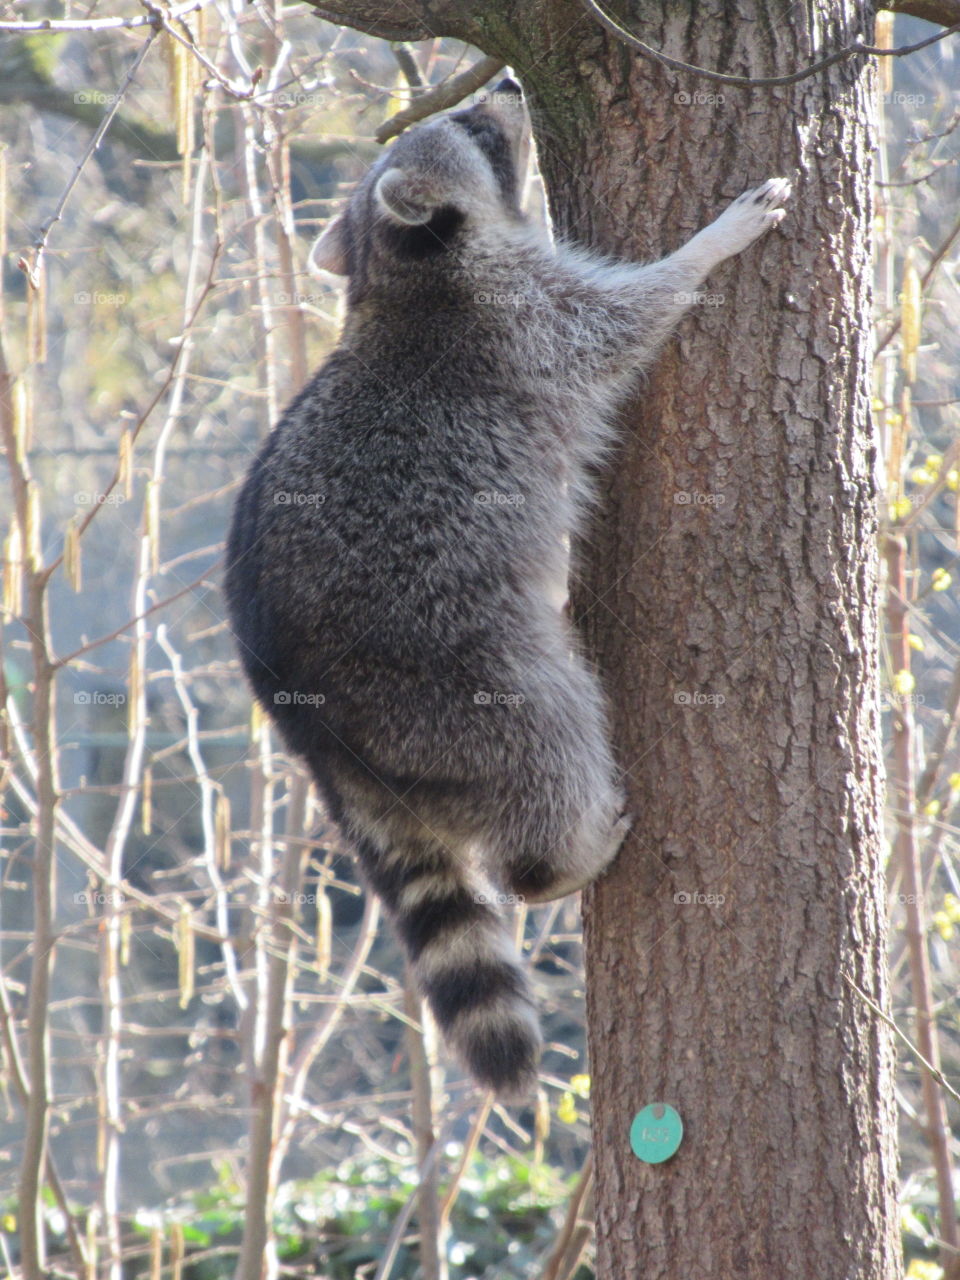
[507,6,898,1278]
[301,2,902,1276]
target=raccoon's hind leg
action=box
[344,811,542,1098]
[481,668,630,905]
[496,787,631,905]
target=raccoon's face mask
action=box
[310,77,529,278]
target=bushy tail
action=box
[353,829,541,1097]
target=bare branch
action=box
[0,976,87,1273]
[235,770,306,1280]
[885,533,960,1279]
[876,209,960,354]
[437,1093,493,1231]
[404,973,445,1280]
[581,0,960,88]
[844,973,960,1107]
[884,0,960,22]
[376,55,505,142]
[540,1150,595,1280]
[2,339,60,1280]
[22,33,158,290]
[53,565,221,668]
[302,4,440,41]
[0,0,205,32]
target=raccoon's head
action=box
[310,78,529,293]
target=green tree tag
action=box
[630,1104,683,1163]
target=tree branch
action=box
[876,209,960,355]
[884,0,960,23]
[580,0,960,88]
[304,4,443,41]
[376,54,505,142]
[22,33,157,288]
[885,533,960,1280]
[541,1150,594,1280]
[1,42,375,172]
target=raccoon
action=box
[225,77,791,1098]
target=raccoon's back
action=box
[230,355,561,628]
[225,409,545,762]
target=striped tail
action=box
[353,829,541,1097]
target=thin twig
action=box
[22,34,158,290]
[540,1150,594,1280]
[581,0,960,89]
[876,210,960,355]
[54,565,221,668]
[3,337,60,1280]
[405,973,446,1280]
[844,973,960,1107]
[235,773,305,1280]
[376,56,505,143]
[884,533,960,1280]
[271,898,380,1176]
[157,624,248,1011]
[437,1092,493,1232]
[0,0,206,32]
[372,1117,462,1280]
[0,976,87,1272]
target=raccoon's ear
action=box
[308,214,348,277]
[374,167,445,226]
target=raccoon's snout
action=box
[492,77,523,101]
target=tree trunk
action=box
[519,6,899,1278]
[307,2,901,1275]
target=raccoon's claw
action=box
[709,177,792,257]
[743,176,792,209]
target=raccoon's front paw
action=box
[708,177,792,258]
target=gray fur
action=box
[225,78,791,1098]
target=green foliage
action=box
[901,1173,945,1276]
[123,1151,585,1279]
